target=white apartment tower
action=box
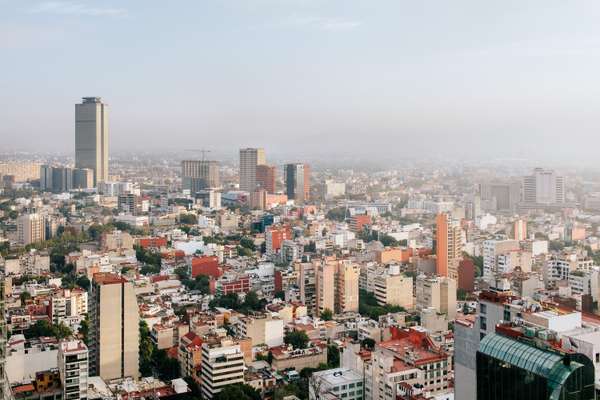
[200,339,245,399]
[239,148,265,192]
[58,340,89,400]
[75,97,109,185]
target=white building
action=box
[200,339,245,399]
[309,368,363,400]
[58,339,89,400]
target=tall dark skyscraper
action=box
[284,163,310,204]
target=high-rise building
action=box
[75,97,109,185]
[181,160,220,192]
[51,167,73,192]
[40,165,53,191]
[373,270,414,309]
[514,218,527,241]
[17,213,46,245]
[476,333,594,400]
[256,164,276,193]
[522,168,565,205]
[316,259,359,316]
[58,339,88,400]
[118,193,140,215]
[479,181,521,211]
[89,273,139,381]
[239,148,265,192]
[415,275,457,320]
[73,168,94,189]
[435,213,462,279]
[200,338,245,399]
[284,163,310,204]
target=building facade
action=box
[75,97,109,185]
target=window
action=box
[480,303,487,314]
[596,353,599,363]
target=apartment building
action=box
[199,338,245,399]
[57,340,88,400]
[415,275,457,320]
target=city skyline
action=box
[3,1,600,162]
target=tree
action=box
[139,321,154,377]
[76,276,90,291]
[327,344,340,368]
[239,237,256,251]
[284,330,309,349]
[180,213,198,225]
[213,384,261,400]
[361,338,376,350]
[326,207,347,222]
[25,320,72,339]
[243,291,261,311]
[20,291,32,304]
[320,308,333,321]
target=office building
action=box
[181,160,220,192]
[40,165,53,191]
[284,163,310,204]
[477,333,594,400]
[17,213,46,245]
[435,213,462,279]
[89,273,139,381]
[479,181,521,211]
[239,148,265,192]
[73,168,93,189]
[256,164,276,193]
[522,168,565,205]
[415,275,457,320]
[324,180,346,200]
[75,97,109,185]
[58,339,88,400]
[200,338,245,399]
[195,189,221,209]
[118,193,140,215]
[51,166,73,192]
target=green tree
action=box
[284,330,309,349]
[239,237,256,251]
[326,207,347,222]
[76,276,90,291]
[139,321,154,377]
[180,213,198,225]
[327,344,340,368]
[361,338,376,350]
[320,308,333,321]
[213,384,261,400]
[20,291,32,304]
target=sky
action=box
[2,0,600,162]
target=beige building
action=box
[75,97,109,185]
[181,160,220,192]
[316,259,359,316]
[0,162,40,182]
[89,273,139,380]
[239,148,265,192]
[270,345,328,372]
[236,313,284,347]
[373,272,414,310]
[415,275,457,320]
[17,213,46,246]
[101,230,134,251]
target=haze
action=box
[2,0,600,162]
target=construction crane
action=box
[185,149,211,162]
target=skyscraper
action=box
[522,168,565,205]
[477,333,594,400]
[256,164,276,193]
[89,273,139,381]
[239,148,265,192]
[75,97,109,185]
[284,163,310,204]
[181,160,220,192]
[435,213,462,279]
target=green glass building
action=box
[476,333,595,400]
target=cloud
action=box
[29,1,127,17]
[274,15,362,31]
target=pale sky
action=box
[2,0,600,161]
